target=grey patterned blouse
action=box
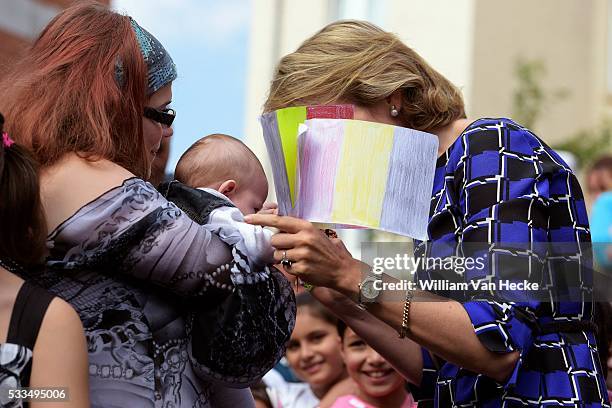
[0,343,31,408]
[21,178,295,408]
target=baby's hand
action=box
[258,202,278,215]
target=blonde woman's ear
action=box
[386,89,404,114]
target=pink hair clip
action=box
[2,132,14,148]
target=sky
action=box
[112,0,251,170]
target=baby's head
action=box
[175,134,268,215]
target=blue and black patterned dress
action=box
[412,118,610,407]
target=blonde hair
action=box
[265,20,465,132]
[175,134,264,189]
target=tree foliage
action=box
[511,57,610,169]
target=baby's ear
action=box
[219,179,237,196]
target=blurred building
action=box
[0,0,110,78]
[243,0,610,252]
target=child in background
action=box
[169,133,275,265]
[587,156,612,204]
[267,292,351,408]
[0,113,90,407]
[332,321,415,408]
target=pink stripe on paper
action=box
[296,120,344,222]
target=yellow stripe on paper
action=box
[332,121,394,227]
[276,106,307,206]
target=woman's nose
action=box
[162,126,173,138]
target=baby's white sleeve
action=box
[207,206,274,266]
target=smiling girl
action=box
[332,321,416,408]
[279,293,349,407]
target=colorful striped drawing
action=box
[260,105,354,214]
[260,106,438,239]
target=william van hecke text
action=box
[374,279,540,292]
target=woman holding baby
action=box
[248,21,609,406]
[0,2,294,407]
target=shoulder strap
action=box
[6,281,55,388]
[7,281,55,349]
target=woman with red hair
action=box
[0,2,294,407]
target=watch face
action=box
[361,277,380,300]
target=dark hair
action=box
[594,301,612,379]
[0,113,47,266]
[589,156,612,175]
[336,319,348,340]
[250,381,272,408]
[296,292,338,326]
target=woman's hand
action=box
[244,214,363,295]
[257,202,278,215]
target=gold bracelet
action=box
[399,290,413,338]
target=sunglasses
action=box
[144,107,176,127]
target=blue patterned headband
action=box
[116,18,177,95]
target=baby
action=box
[171,133,274,265]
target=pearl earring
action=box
[390,105,399,117]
